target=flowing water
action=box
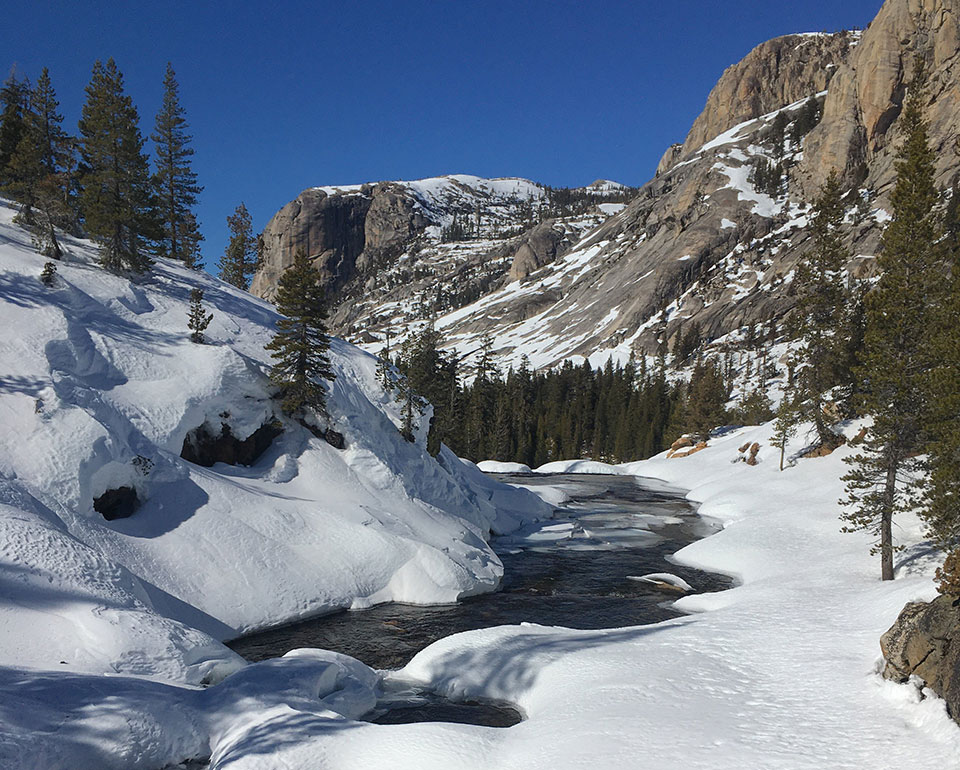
[227,473,730,726]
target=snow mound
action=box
[0,197,550,684]
[476,459,532,473]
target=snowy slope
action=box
[0,198,550,686]
[19,419,955,769]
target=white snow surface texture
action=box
[0,199,556,763]
[2,199,959,767]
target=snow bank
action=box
[533,458,624,474]
[476,459,532,473]
[374,423,960,769]
[0,197,549,687]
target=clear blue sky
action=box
[2,1,882,268]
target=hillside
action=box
[0,198,550,685]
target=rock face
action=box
[680,32,857,156]
[508,220,570,281]
[180,420,284,467]
[250,189,370,300]
[253,0,960,372]
[252,175,633,339]
[881,594,960,721]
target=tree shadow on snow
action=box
[413,619,696,702]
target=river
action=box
[228,473,730,673]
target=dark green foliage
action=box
[3,68,76,259]
[78,59,156,273]
[219,202,258,289]
[677,358,730,441]
[671,322,702,366]
[187,288,212,344]
[791,170,855,447]
[265,251,335,418]
[152,63,203,266]
[750,157,783,197]
[923,187,960,551]
[732,388,774,425]
[767,111,788,158]
[39,260,56,286]
[790,97,821,144]
[841,64,946,580]
[427,351,681,466]
[440,215,468,243]
[0,70,30,184]
[771,387,798,471]
[392,322,457,449]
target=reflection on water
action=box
[228,474,730,671]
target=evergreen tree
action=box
[178,210,204,269]
[0,69,30,184]
[923,182,960,552]
[219,202,257,289]
[39,260,57,287]
[791,170,853,447]
[841,63,945,581]
[78,59,156,273]
[771,389,798,471]
[187,288,213,344]
[265,251,335,418]
[4,68,75,259]
[151,63,203,264]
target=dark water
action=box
[228,474,730,672]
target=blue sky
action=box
[2,1,882,268]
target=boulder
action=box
[509,220,569,281]
[881,594,960,720]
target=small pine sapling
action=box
[771,390,798,471]
[187,288,213,343]
[40,261,57,286]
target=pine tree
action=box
[151,63,203,264]
[219,202,258,289]
[841,62,945,581]
[179,210,204,269]
[4,68,75,259]
[39,260,57,287]
[78,59,156,273]
[0,69,30,185]
[791,170,852,447]
[265,251,335,418]
[923,182,960,552]
[187,288,213,343]
[771,389,798,471]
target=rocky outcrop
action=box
[881,594,960,721]
[180,420,284,467]
[679,32,857,159]
[250,189,371,301]
[508,220,570,280]
[800,0,960,194]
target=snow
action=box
[0,198,554,766]
[3,197,958,766]
[476,460,532,474]
[597,202,626,215]
[382,423,960,769]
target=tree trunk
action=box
[881,460,897,581]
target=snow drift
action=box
[0,197,551,688]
